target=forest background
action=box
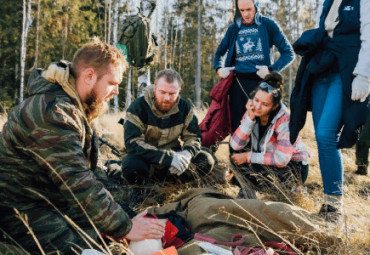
[1,2,370,253]
[0,0,320,110]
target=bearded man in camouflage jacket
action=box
[0,38,165,254]
[122,69,215,185]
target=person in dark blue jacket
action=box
[290,0,370,224]
[214,0,294,133]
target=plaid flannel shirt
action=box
[230,104,310,168]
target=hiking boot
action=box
[318,204,342,223]
[354,165,368,176]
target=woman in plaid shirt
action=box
[230,72,310,197]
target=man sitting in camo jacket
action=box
[122,69,215,185]
[0,38,166,254]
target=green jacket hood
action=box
[27,68,62,96]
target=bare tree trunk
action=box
[107,0,112,44]
[211,26,215,87]
[195,0,202,108]
[125,67,132,109]
[20,0,33,103]
[33,0,41,69]
[164,8,168,69]
[171,18,179,69]
[104,0,107,42]
[113,0,119,113]
[178,30,183,74]
[296,0,299,39]
[169,17,174,68]
[287,0,293,103]
[15,62,19,102]
[62,7,69,59]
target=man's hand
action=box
[169,166,181,175]
[231,152,250,165]
[351,75,370,102]
[170,150,192,176]
[125,210,166,241]
[217,67,235,78]
[256,65,270,79]
[177,150,192,164]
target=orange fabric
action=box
[151,246,178,255]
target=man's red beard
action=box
[154,95,175,113]
[84,91,107,121]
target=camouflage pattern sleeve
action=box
[18,95,131,238]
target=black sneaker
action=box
[318,204,341,223]
[354,165,368,176]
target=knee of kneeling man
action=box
[122,156,150,173]
[193,150,216,172]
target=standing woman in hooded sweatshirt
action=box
[290,0,370,223]
[214,0,294,134]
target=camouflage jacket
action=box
[124,85,202,167]
[0,64,131,238]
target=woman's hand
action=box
[125,210,166,241]
[231,152,250,165]
[246,100,255,121]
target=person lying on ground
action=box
[230,72,310,198]
[120,69,215,185]
[0,38,165,254]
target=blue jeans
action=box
[311,73,343,196]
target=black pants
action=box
[232,161,309,190]
[356,108,370,167]
[121,149,215,185]
[229,73,262,133]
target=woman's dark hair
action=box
[251,71,283,106]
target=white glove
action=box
[170,151,192,176]
[177,150,192,165]
[218,67,235,78]
[351,75,370,102]
[169,166,182,175]
[256,65,270,79]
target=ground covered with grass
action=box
[96,110,369,255]
[0,110,368,254]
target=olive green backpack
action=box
[119,13,157,68]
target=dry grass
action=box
[94,109,369,254]
[0,108,369,254]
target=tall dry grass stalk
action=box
[14,209,46,255]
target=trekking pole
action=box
[98,137,122,158]
[235,76,251,100]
